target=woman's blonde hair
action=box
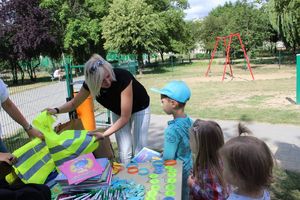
[84,54,116,97]
[190,119,228,195]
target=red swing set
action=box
[205,33,255,81]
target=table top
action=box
[115,160,183,200]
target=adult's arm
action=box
[47,86,90,114]
[102,81,133,137]
[2,98,43,139]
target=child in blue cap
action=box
[151,80,193,200]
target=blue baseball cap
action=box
[151,80,191,103]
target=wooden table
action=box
[115,160,183,200]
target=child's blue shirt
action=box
[163,116,193,175]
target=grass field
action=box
[138,59,299,124]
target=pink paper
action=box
[58,153,102,185]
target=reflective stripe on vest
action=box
[11,138,55,184]
[48,130,81,154]
[14,141,46,167]
[48,130,97,166]
[17,153,52,181]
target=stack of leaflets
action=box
[56,153,112,192]
[132,147,161,163]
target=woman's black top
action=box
[83,68,150,115]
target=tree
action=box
[41,0,111,64]
[0,0,61,82]
[171,20,200,56]
[267,0,300,52]
[101,0,164,73]
[144,0,190,61]
[199,15,225,53]
[155,9,185,61]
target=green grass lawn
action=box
[139,60,299,124]
[5,71,59,95]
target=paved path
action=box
[110,115,300,172]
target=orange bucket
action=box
[74,92,96,131]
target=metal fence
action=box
[0,76,70,152]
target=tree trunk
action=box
[9,60,18,84]
[17,64,24,83]
[159,51,164,63]
[137,52,144,75]
[26,61,34,82]
[147,53,151,64]
[33,60,40,79]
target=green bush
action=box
[271,167,300,200]
[195,53,210,59]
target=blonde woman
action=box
[47,54,150,164]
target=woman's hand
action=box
[28,128,44,140]
[45,108,58,115]
[88,132,105,141]
[188,174,196,187]
[44,88,90,116]
[0,152,17,165]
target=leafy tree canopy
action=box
[40,0,111,63]
[144,0,194,58]
[0,0,61,81]
[0,0,61,60]
[199,0,274,52]
[101,0,165,68]
[267,0,299,51]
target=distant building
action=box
[191,42,206,54]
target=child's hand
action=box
[0,152,17,165]
[188,174,195,187]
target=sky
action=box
[184,0,237,20]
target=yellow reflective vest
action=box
[7,112,99,184]
[9,138,55,184]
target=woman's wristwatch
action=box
[24,124,33,132]
[54,107,60,113]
